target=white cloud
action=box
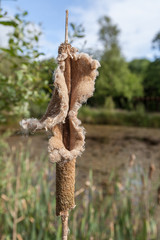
[109,0,160,60]
[70,0,160,60]
[38,34,58,59]
[1,0,160,60]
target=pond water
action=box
[6,124,160,188]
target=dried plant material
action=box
[20,44,100,164]
[148,163,155,180]
[20,11,100,239]
[129,153,136,167]
[56,159,76,215]
[1,194,10,202]
[61,211,69,240]
[157,186,160,205]
[13,161,21,240]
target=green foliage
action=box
[143,59,160,97]
[135,103,145,115]
[0,20,18,27]
[0,130,10,154]
[0,146,159,239]
[1,8,160,124]
[93,16,143,108]
[104,96,115,110]
[69,22,85,44]
[128,59,150,76]
[152,31,160,53]
[0,10,54,123]
[28,58,57,117]
[95,55,143,107]
[0,147,61,239]
[98,16,120,50]
[79,106,160,128]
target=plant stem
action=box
[13,159,21,240]
[65,10,68,44]
[61,211,69,240]
[56,10,76,240]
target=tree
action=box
[128,59,150,76]
[98,16,120,51]
[93,16,143,108]
[142,31,160,100]
[152,31,160,57]
[0,9,55,123]
[143,59,160,97]
[68,23,85,44]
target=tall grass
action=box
[79,106,160,128]
[0,145,159,239]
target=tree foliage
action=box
[0,10,55,123]
[143,59,160,97]
[128,59,150,76]
[93,16,143,108]
[152,31,160,54]
[68,23,85,44]
[1,9,160,123]
[142,30,160,100]
[98,16,120,50]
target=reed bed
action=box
[0,145,160,240]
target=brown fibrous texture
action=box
[20,43,100,216]
[56,159,75,216]
[20,43,100,164]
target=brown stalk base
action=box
[61,211,69,240]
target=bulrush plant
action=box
[20,10,100,239]
[1,146,160,239]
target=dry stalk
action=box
[65,10,68,44]
[20,9,100,240]
[13,159,21,240]
[148,163,155,180]
[61,211,69,240]
[129,153,136,167]
[55,10,75,239]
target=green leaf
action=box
[23,11,28,16]
[34,36,39,41]
[70,23,76,30]
[0,20,17,27]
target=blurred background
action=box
[1,0,160,239]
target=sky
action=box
[1,0,160,61]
